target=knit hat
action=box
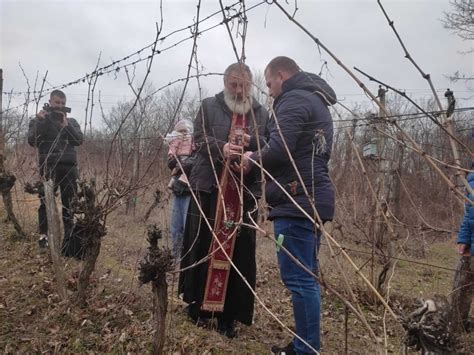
[174,118,193,134]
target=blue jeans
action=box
[171,193,191,259]
[274,217,321,354]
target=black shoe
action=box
[195,317,210,328]
[271,342,296,355]
[217,319,237,339]
[188,313,210,328]
[38,234,48,249]
[462,320,471,332]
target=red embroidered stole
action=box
[201,113,246,312]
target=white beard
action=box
[223,89,253,115]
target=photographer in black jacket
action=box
[28,90,84,258]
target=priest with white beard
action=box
[178,63,269,338]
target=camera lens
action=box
[50,112,63,121]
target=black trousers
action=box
[38,164,78,253]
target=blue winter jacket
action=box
[457,172,474,255]
[252,72,336,221]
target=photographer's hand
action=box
[36,110,47,120]
[58,112,68,128]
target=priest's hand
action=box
[230,151,253,175]
[223,142,243,159]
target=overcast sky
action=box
[1,0,473,126]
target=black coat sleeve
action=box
[168,157,177,171]
[27,118,39,147]
[64,118,84,146]
[27,117,60,147]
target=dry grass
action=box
[0,187,473,354]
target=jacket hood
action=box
[280,71,337,105]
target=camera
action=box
[43,103,71,114]
[43,103,71,121]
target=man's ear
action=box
[278,70,287,81]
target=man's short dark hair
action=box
[265,56,300,76]
[50,90,66,99]
[224,62,253,80]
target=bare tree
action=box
[443,0,474,82]
[442,0,474,42]
[252,69,270,108]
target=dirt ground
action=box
[0,194,473,354]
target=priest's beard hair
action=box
[223,89,253,115]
